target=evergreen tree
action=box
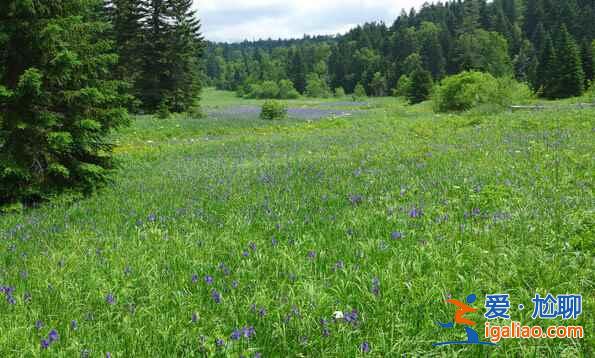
[137,0,204,112]
[419,22,446,79]
[551,25,584,98]
[103,0,145,90]
[523,0,544,38]
[407,66,433,104]
[0,0,130,204]
[536,33,557,97]
[580,39,594,86]
[166,0,204,112]
[461,0,480,34]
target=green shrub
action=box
[353,83,367,99]
[334,87,346,97]
[393,75,412,97]
[433,71,532,113]
[260,100,287,120]
[305,73,331,98]
[243,83,261,99]
[278,79,300,99]
[259,81,280,99]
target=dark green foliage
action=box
[260,100,287,120]
[580,39,594,86]
[551,26,584,98]
[103,0,145,91]
[0,0,130,204]
[204,0,595,101]
[136,0,204,113]
[407,67,433,104]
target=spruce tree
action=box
[0,0,130,204]
[552,26,584,98]
[580,39,594,86]
[103,0,145,90]
[166,0,204,112]
[536,34,557,97]
[407,66,433,104]
[136,0,204,113]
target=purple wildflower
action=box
[218,263,231,275]
[322,327,331,337]
[204,276,214,285]
[106,293,115,305]
[242,250,249,257]
[335,260,344,270]
[391,231,403,240]
[249,242,257,251]
[372,277,380,296]
[81,349,90,358]
[41,339,50,349]
[360,341,371,353]
[307,251,316,259]
[191,274,199,283]
[71,320,78,330]
[215,338,225,347]
[409,207,423,218]
[230,329,242,340]
[211,290,221,304]
[344,309,359,324]
[242,326,255,339]
[258,307,267,317]
[191,312,198,323]
[232,280,239,289]
[48,329,59,342]
[349,194,363,205]
[106,353,112,358]
[271,237,278,246]
[148,213,156,222]
[254,353,262,358]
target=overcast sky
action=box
[196,0,429,43]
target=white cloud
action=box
[195,0,430,42]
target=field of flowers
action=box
[0,89,593,356]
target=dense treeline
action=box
[0,0,203,205]
[205,0,595,100]
[104,0,204,113]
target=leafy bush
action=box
[278,79,300,99]
[334,87,346,97]
[260,100,287,120]
[353,83,367,99]
[259,81,280,99]
[433,71,532,113]
[305,73,331,98]
[393,75,412,97]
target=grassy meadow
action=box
[0,88,593,356]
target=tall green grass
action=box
[0,91,592,357]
